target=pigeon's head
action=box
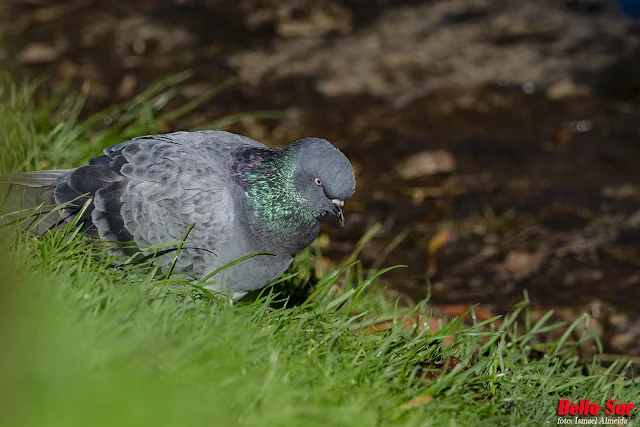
[289,138,356,226]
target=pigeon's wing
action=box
[56,131,256,272]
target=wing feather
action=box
[105,131,262,274]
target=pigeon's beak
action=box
[331,199,345,227]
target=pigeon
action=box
[2,131,356,299]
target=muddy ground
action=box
[2,0,640,358]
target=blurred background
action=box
[1,0,639,357]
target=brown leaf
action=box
[427,227,455,258]
[438,304,501,326]
[399,394,433,410]
[20,41,67,64]
[397,150,456,180]
[355,313,457,346]
[501,249,549,281]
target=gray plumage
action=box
[1,131,356,298]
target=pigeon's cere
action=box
[4,131,356,299]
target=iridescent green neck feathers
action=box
[232,148,319,232]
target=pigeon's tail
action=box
[1,170,73,233]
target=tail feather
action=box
[1,170,74,234]
[3,170,73,187]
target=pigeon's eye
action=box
[313,177,322,186]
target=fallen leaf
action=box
[502,249,549,281]
[438,304,501,325]
[399,394,433,410]
[20,41,67,64]
[398,150,456,180]
[427,227,455,258]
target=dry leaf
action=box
[428,227,455,258]
[438,304,501,325]
[502,249,549,281]
[399,394,433,410]
[398,150,456,180]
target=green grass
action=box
[0,76,638,427]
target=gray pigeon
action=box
[3,131,356,298]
